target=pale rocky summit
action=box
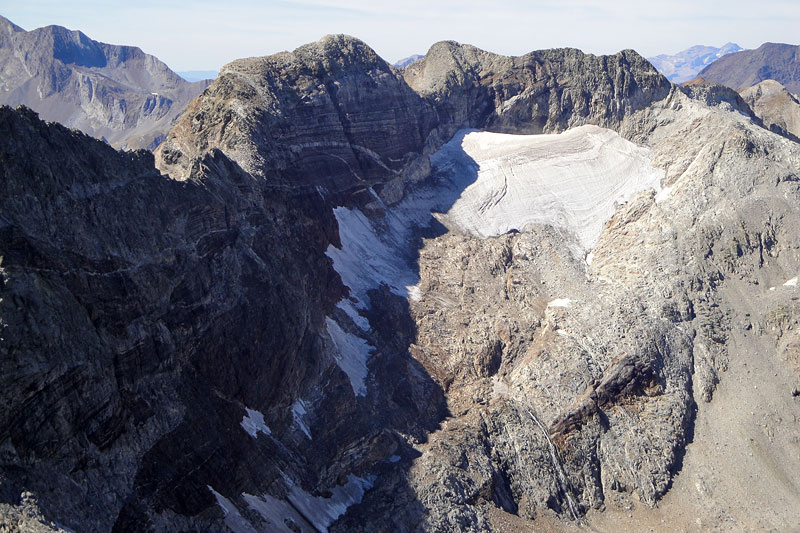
[0,16,209,150]
[740,79,800,140]
[2,33,800,533]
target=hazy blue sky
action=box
[3,1,799,70]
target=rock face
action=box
[698,42,800,93]
[2,34,800,533]
[741,79,800,140]
[0,16,209,150]
[647,43,742,83]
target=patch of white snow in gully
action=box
[245,474,375,533]
[326,317,373,397]
[240,407,271,439]
[292,399,313,440]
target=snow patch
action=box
[208,486,257,533]
[284,473,374,533]
[326,317,373,397]
[547,298,571,308]
[244,474,374,533]
[433,125,665,251]
[784,277,798,287]
[655,184,673,203]
[240,408,271,439]
[292,399,312,440]
[326,207,419,309]
[243,492,312,533]
[336,299,370,331]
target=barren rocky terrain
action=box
[741,79,800,141]
[1,33,799,532]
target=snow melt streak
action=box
[325,317,372,397]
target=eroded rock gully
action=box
[2,34,800,532]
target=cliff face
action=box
[403,42,670,136]
[0,16,209,150]
[0,106,350,531]
[2,34,800,533]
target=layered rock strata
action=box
[1,33,800,532]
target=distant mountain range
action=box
[698,42,800,94]
[647,43,742,83]
[0,16,210,150]
[393,54,423,68]
[177,70,218,82]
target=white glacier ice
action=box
[433,125,665,251]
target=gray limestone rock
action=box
[2,32,800,533]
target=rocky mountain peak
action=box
[0,16,209,150]
[3,30,800,533]
[159,39,671,197]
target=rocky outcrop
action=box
[740,79,800,140]
[2,32,800,533]
[0,16,209,150]
[0,105,354,531]
[404,42,671,138]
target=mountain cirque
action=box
[2,33,800,532]
[0,16,209,150]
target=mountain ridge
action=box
[2,32,800,532]
[0,15,209,150]
[698,42,800,93]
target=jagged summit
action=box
[222,33,391,79]
[159,38,670,199]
